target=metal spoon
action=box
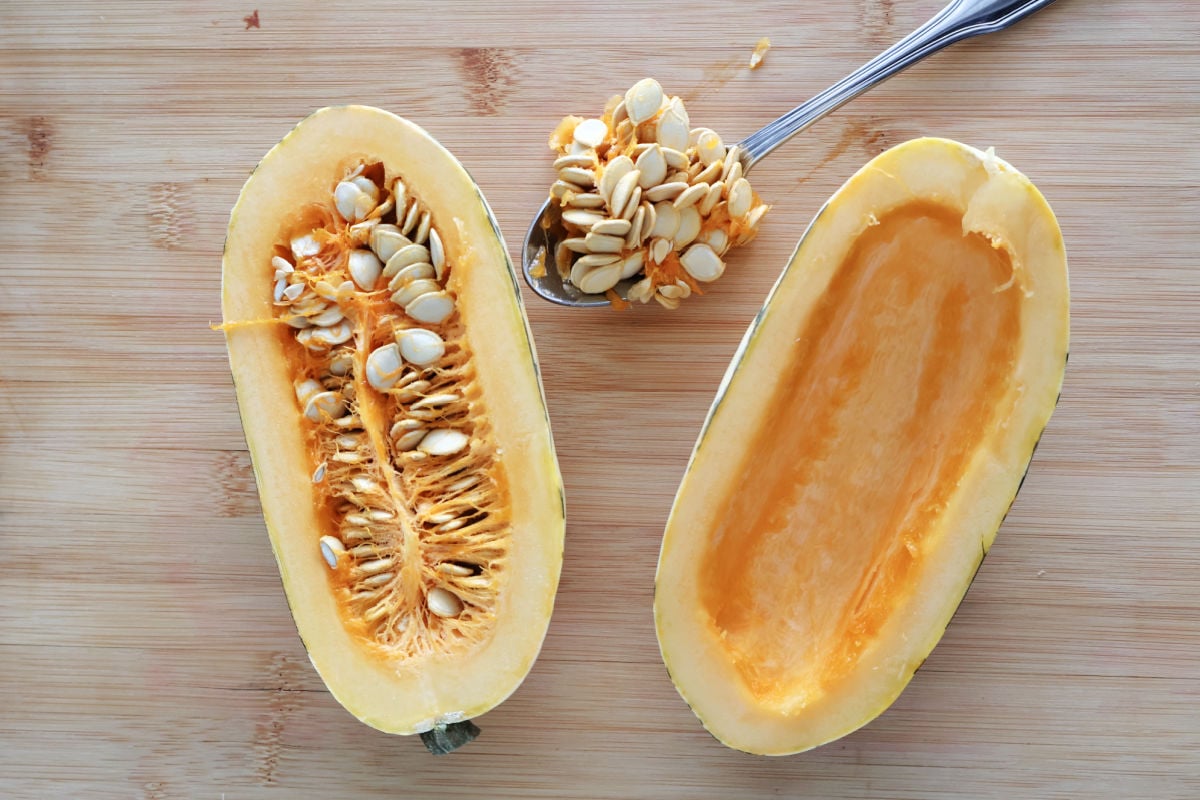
[521,0,1058,307]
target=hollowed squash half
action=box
[655,138,1068,755]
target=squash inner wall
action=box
[699,202,1021,708]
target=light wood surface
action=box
[1,1,1197,797]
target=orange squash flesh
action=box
[700,203,1021,706]
[655,138,1069,755]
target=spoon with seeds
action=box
[522,0,1058,307]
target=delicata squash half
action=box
[222,106,564,753]
[655,138,1068,755]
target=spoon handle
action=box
[738,0,1057,170]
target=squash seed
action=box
[351,175,380,202]
[609,170,641,223]
[584,232,625,254]
[295,378,324,405]
[383,244,431,277]
[354,557,396,577]
[405,291,455,325]
[661,147,688,169]
[566,192,606,209]
[573,118,608,148]
[550,180,578,201]
[366,343,405,392]
[412,393,460,409]
[728,178,753,219]
[592,218,632,237]
[576,261,623,295]
[680,243,725,282]
[394,428,428,451]
[413,211,432,245]
[328,351,354,376]
[627,276,655,303]
[393,380,432,402]
[655,292,681,310]
[619,250,645,280]
[599,155,635,204]
[618,186,642,221]
[348,249,383,290]
[674,206,702,248]
[311,321,353,346]
[655,97,689,151]
[696,128,720,165]
[635,144,668,189]
[561,209,606,230]
[699,227,730,255]
[558,166,596,188]
[391,418,424,436]
[693,158,724,186]
[625,205,646,249]
[370,224,411,263]
[674,182,709,210]
[386,262,436,293]
[400,198,422,235]
[428,228,446,280]
[554,153,594,170]
[650,202,680,239]
[362,571,396,588]
[644,181,688,203]
[625,78,664,125]
[419,429,470,456]
[319,536,346,568]
[698,181,725,216]
[310,307,345,328]
[650,237,672,265]
[392,278,442,309]
[387,178,407,213]
[427,587,464,618]
[291,233,321,259]
[305,391,345,422]
[573,253,621,270]
[396,327,445,366]
[334,181,363,221]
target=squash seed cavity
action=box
[270,161,509,660]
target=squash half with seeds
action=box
[655,138,1068,755]
[222,106,564,752]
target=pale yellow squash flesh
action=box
[222,106,564,735]
[655,138,1068,755]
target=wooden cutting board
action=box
[1,1,1196,797]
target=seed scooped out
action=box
[546,78,770,309]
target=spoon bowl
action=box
[523,197,629,308]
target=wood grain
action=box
[1,0,1197,797]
